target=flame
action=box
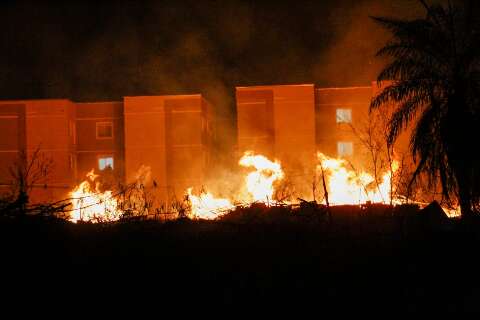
[66,152,460,222]
[239,152,284,203]
[317,152,397,205]
[443,207,461,218]
[186,152,284,219]
[187,188,234,219]
[69,169,122,223]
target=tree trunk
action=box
[457,175,473,219]
[445,97,475,220]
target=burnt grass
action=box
[1,204,480,313]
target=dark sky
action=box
[0,0,426,114]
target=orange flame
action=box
[317,152,397,205]
[69,169,122,223]
[239,152,284,203]
[186,151,285,219]
[187,188,234,219]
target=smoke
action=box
[133,165,152,186]
[0,0,445,173]
[312,0,427,87]
[0,0,454,94]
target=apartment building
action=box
[0,94,213,204]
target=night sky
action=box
[0,0,425,117]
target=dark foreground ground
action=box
[1,204,479,314]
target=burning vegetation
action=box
[317,152,398,206]
[69,170,122,223]
[67,149,417,223]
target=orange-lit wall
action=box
[236,83,414,199]
[76,102,124,181]
[123,96,168,203]
[0,103,26,196]
[315,86,372,168]
[0,84,411,205]
[0,94,213,205]
[316,84,410,164]
[0,99,76,203]
[124,94,212,203]
[236,84,317,197]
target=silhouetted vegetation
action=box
[1,204,479,312]
[371,0,480,218]
[5,146,53,214]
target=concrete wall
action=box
[236,84,317,198]
[25,99,76,203]
[316,84,411,166]
[124,94,212,203]
[0,103,26,196]
[0,100,76,203]
[165,95,211,197]
[236,83,416,198]
[236,87,275,159]
[76,102,124,182]
[124,96,168,201]
[0,84,413,206]
[0,94,213,205]
[315,86,372,168]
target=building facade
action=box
[236,84,317,197]
[75,101,125,182]
[0,94,213,204]
[123,95,213,202]
[0,99,76,203]
[0,83,409,205]
[236,82,410,199]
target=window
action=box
[98,156,114,170]
[336,109,352,123]
[96,122,113,139]
[337,141,353,157]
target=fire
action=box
[69,169,122,223]
[239,152,284,203]
[186,152,285,219]
[187,188,234,219]
[66,152,460,222]
[317,152,397,205]
[443,207,461,218]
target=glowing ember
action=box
[69,169,122,223]
[187,188,234,219]
[239,152,284,203]
[443,207,461,218]
[317,152,397,205]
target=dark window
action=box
[96,122,113,139]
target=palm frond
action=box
[372,1,480,215]
[377,57,443,82]
[370,80,432,109]
[386,94,427,145]
[410,99,456,200]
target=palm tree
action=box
[370,0,480,218]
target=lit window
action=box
[96,122,113,139]
[336,109,352,123]
[98,156,114,170]
[337,142,353,157]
